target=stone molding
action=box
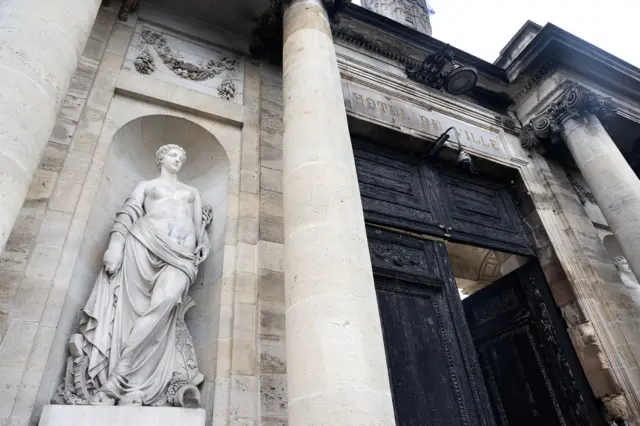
[520,82,618,150]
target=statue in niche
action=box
[54,144,212,408]
[614,256,640,290]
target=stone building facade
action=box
[1,0,640,425]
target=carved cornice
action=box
[331,25,419,66]
[520,83,618,150]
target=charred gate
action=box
[354,139,605,425]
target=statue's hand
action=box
[194,244,209,266]
[103,244,124,274]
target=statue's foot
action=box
[119,391,144,406]
[90,391,116,406]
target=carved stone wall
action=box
[362,0,432,35]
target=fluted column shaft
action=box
[281,0,396,424]
[562,114,640,280]
[0,0,101,251]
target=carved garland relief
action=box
[125,25,243,102]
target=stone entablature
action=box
[342,79,509,159]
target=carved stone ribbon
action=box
[520,83,618,149]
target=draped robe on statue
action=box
[77,198,202,406]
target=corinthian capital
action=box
[520,83,617,150]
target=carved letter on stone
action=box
[54,144,212,408]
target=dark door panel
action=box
[354,141,444,237]
[352,139,535,256]
[431,164,534,256]
[463,261,606,426]
[370,226,496,426]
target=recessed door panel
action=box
[431,164,533,255]
[355,141,443,237]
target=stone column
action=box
[281,0,396,424]
[523,83,640,280]
[0,0,101,252]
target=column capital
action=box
[250,0,351,60]
[520,82,618,150]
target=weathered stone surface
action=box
[260,190,283,218]
[259,214,284,244]
[260,168,282,193]
[259,336,286,374]
[259,373,287,420]
[260,146,282,172]
[40,143,70,172]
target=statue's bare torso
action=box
[141,178,198,250]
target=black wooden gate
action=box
[368,226,496,426]
[462,261,606,426]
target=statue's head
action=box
[156,144,186,173]
[614,256,632,273]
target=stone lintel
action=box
[39,405,206,426]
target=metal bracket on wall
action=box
[406,44,478,96]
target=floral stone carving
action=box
[53,144,212,408]
[133,29,239,100]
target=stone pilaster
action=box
[281,0,396,424]
[0,0,102,253]
[521,83,640,289]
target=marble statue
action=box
[54,144,212,408]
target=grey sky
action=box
[355,0,640,68]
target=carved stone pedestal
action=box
[39,405,205,426]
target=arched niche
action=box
[46,115,229,418]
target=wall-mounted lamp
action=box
[406,45,478,96]
[423,126,475,173]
